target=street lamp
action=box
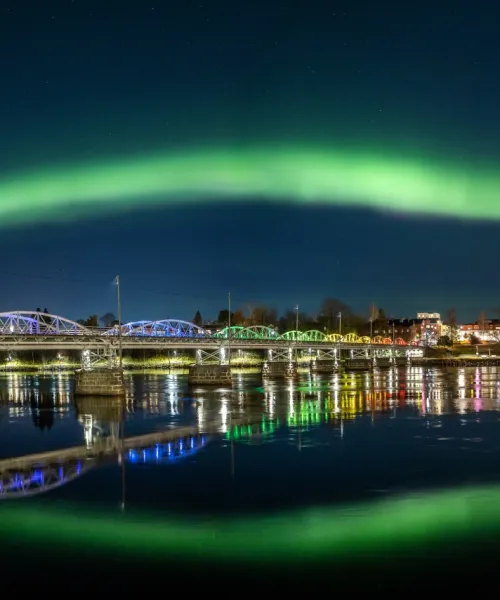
[295,305,299,364]
[115,275,123,370]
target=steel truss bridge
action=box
[0,312,417,366]
[0,415,278,499]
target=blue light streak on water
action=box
[126,436,207,465]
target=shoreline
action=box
[1,357,500,374]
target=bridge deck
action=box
[0,335,407,351]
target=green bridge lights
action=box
[214,325,405,345]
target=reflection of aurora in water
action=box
[0,485,498,564]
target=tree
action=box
[437,335,453,347]
[266,308,278,327]
[217,309,234,325]
[100,312,117,327]
[232,310,245,325]
[249,305,277,326]
[79,315,99,328]
[192,310,203,326]
[445,308,458,342]
[318,298,351,332]
[250,306,266,325]
[486,329,500,343]
[278,308,299,332]
[478,311,488,332]
[369,308,390,338]
[470,333,481,345]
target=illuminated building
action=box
[458,319,500,343]
[372,313,442,345]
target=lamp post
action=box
[228,292,231,367]
[115,275,123,370]
[295,305,299,363]
[115,275,125,511]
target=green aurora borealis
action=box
[0,485,498,563]
[0,146,498,227]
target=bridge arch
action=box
[300,330,327,342]
[279,330,303,341]
[325,333,342,343]
[395,337,407,345]
[214,326,258,339]
[107,319,208,338]
[245,326,279,339]
[372,336,384,344]
[343,332,361,343]
[0,311,93,335]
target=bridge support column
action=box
[311,360,339,373]
[345,358,372,371]
[74,368,125,397]
[188,364,232,386]
[262,361,297,378]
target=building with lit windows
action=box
[370,313,442,345]
[458,319,500,343]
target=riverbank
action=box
[1,357,500,374]
[412,357,500,367]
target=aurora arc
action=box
[0,485,499,563]
[0,146,498,226]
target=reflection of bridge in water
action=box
[0,414,282,499]
[2,366,500,497]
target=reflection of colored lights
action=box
[126,436,207,464]
[225,420,279,441]
[0,461,82,496]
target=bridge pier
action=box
[345,358,373,371]
[74,368,126,396]
[374,357,393,368]
[311,359,340,373]
[262,361,297,378]
[188,364,232,386]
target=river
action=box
[1,365,499,588]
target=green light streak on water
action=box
[1,486,499,563]
[0,146,499,226]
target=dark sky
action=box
[1,1,499,323]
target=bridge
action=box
[0,414,279,499]
[0,311,417,369]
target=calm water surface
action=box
[1,366,500,509]
[2,366,500,588]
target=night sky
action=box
[1,1,499,324]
